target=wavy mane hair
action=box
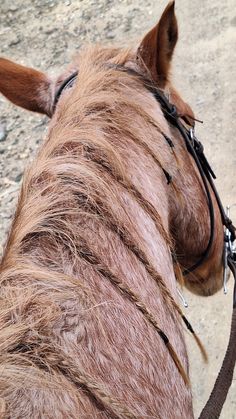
[0,3,224,418]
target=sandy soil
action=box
[0,1,235,417]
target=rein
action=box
[54,69,236,418]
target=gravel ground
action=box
[0,1,235,417]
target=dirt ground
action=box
[0,1,235,418]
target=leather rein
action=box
[54,69,236,418]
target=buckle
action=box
[189,128,204,153]
[223,205,236,294]
[189,127,195,145]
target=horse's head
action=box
[0,1,225,298]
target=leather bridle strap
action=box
[53,71,78,111]
[199,306,236,419]
[149,86,236,271]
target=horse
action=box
[0,2,227,418]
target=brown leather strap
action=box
[199,287,236,418]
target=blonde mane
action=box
[0,46,206,418]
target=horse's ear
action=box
[0,57,53,117]
[137,1,178,86]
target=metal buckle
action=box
[223,205,236,294]
[177,288,188,308]
[189,127,195,145]
[189,128,205,156]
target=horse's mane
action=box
[0,46,190,417]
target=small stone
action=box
[9,5,19,12]
[15,173,23,183]
[106,31,115,39]
[0,124,7,142]
[19,153,28,159]
[196,98,205,106]
[8,34,21,46]
[44,27,56,35]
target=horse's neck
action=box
[0,98,195,418]
[166,126,223,291]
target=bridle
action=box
[53,71,78,111]
[149,84,236,277]
[54,69,236,419]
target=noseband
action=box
[54,68,236,418]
